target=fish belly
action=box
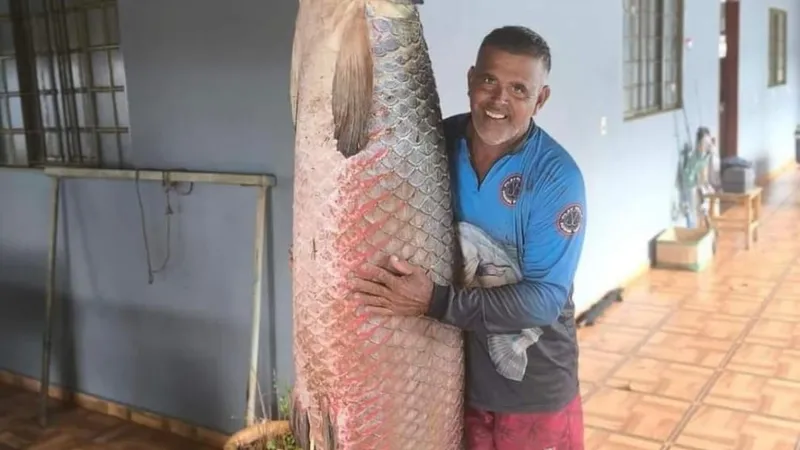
[291,2,464,449]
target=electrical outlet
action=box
[600,116,608,136]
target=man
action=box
[353,26,587,449]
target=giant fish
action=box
[288,0,464,449]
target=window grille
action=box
[768,8,787,87]
[0,0,129,167]
[623,0,684,120]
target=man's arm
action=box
[426,163,586,334]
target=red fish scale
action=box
[291,4,464,449]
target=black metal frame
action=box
[623,0,685,120]
[767,7,788,88]
[0,0,128,168]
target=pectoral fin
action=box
[289,391,310,450]
[290,2,308,129]
[331,3,373,158]
[487,334,528,382]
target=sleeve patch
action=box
[556,203,583,237]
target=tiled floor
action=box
[0,384,215,449]
[580,168,800,450]
[1,169,799,449]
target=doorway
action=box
[719,0,739,159]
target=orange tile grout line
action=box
[661,252,800,449]
[663,182,800,449]
[578,171,800,449]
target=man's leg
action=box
[465,405,496,450]
[492,394,585,450]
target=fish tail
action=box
[322,407,338,450]
[289,2,306,129]
[487,334,528,382]
[290,390,311,450]
[331,1,374,158]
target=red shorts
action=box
[464,394,584,450]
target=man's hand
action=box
[352,255,434,317]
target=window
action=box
[0,0,129,168]
[768,8,787,87]
[623,0,684,120]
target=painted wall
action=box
[737,0,800,175]
[0,0,797,435]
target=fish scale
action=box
[290,0,464,448]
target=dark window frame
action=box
[768,7,787,88]
[623,0,685,121]
[0,0,129,168]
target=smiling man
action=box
[354,26,587,449]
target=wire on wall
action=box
[134,170,194,284]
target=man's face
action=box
[467,45,550,147]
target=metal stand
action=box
[38,176,60,426]
[37,166,276,428]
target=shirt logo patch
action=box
[557,203,583,236]
[499,173,523,207]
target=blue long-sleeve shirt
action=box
[427,113,586,413]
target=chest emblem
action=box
[499,173,523,207]
[557,203,583,236]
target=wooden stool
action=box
[705,187,762,249]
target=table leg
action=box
[753,192,762,242]
[745,196,754,250]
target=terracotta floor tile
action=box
[761,299,800,322]
[745,317,800,348]
[578,325,651,354]
[726,342,800,380]
[785,265,800,281]
[583,427,662,450]
[0,388,214,450]
[679,291,764,317]
[773,282,800,299]
[583,387,690,441]
[591,302,672,329]
[89,423,206,450]
[606,357,714,402]
[719,266,787,281]
[658,310,749,341]
[580,381,597,398]
[636,331,733,368]
[620,288,689,307]
[698,276,777,299]
[579,349,627,384]
[703,370,800,422]
[674,405,800,450]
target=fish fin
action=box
[520,327,544,343]
[290,1,309,130]
[487,334,528,382]
[289,391,311,450]
[322,408,338,450]
[289,13,301,129]
[331,2,374,158]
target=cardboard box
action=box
[654,227,715,272]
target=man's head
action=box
[467,26,552,148]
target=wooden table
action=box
[704,187,762,249]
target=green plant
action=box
[262,382,299,450]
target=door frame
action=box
[719,0,740,159]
